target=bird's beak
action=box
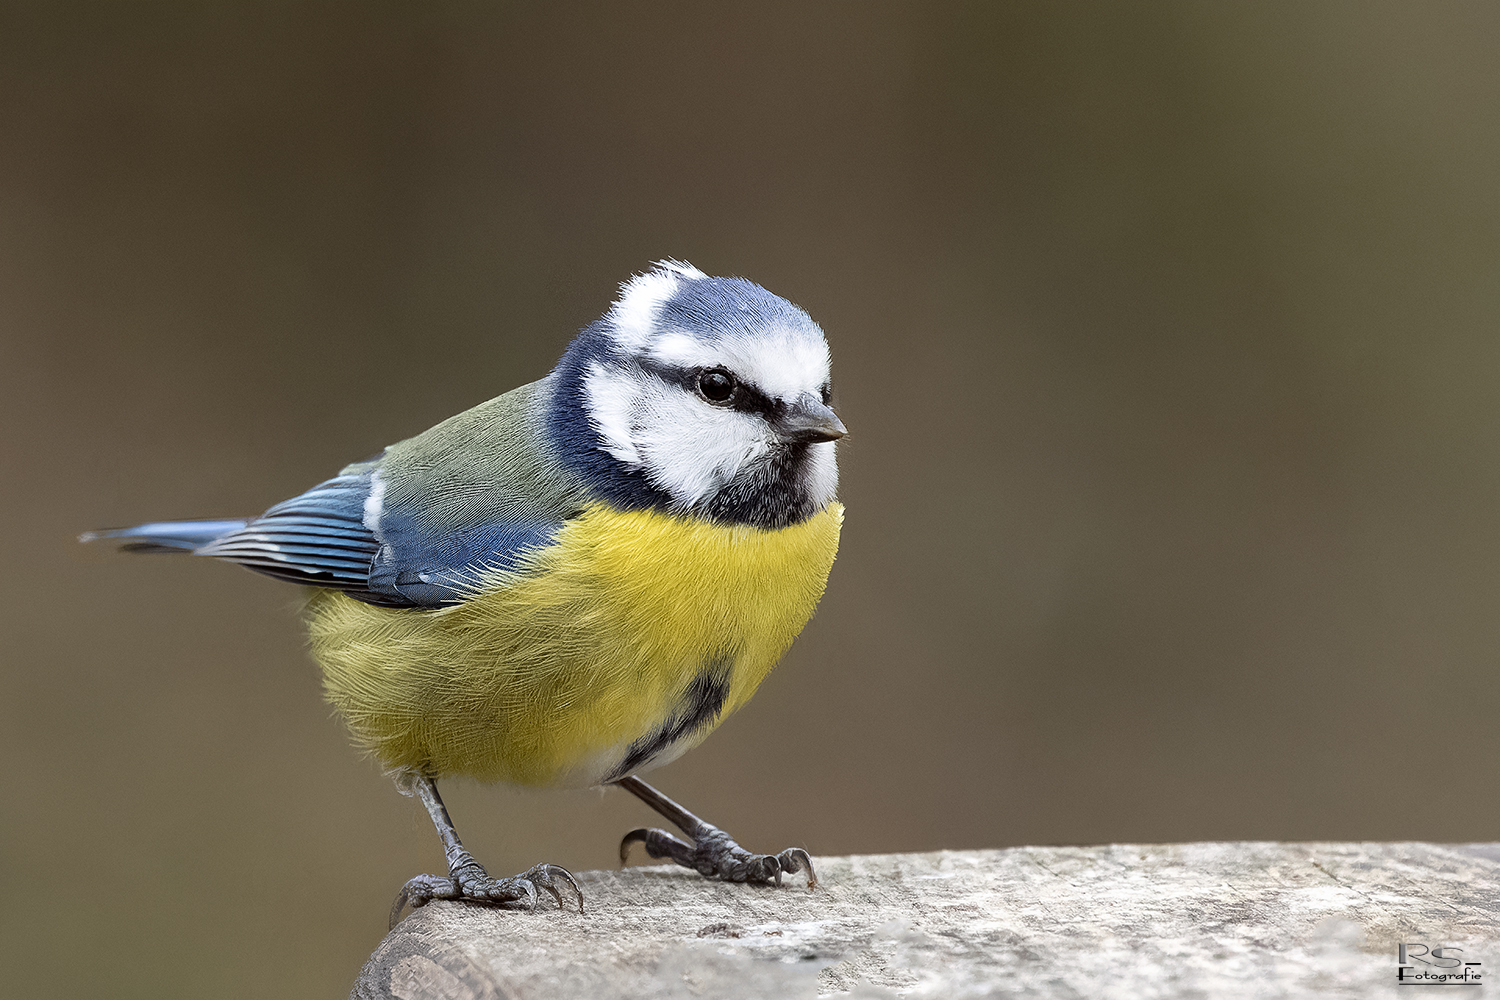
[775,397,848,444]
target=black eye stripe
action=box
[730,381,777,416]
[632,357,781,417]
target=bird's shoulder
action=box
[361,375,595,604]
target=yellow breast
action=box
[306,502,843,787]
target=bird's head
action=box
[551,261,844,528]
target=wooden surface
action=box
[352,843,1500,998]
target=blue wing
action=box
[93,470,570,608]
[87,379,592,608]
[364,496,563,606]
[189,472,568,608]
[195,474,390,600]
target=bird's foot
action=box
[390,851,582,928]
[620,822,817,889]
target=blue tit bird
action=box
[83,261,847,925]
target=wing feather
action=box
[182,378,592,608]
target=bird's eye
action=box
[820,381,833,405]
[698,368,737,403]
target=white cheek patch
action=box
[631,383,772,509]
[581,362,648,466]
[648,326,830,401]
[607,262,707,351]
[584,360,838,515]
[583,362,776,508]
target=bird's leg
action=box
[615,775,816,889]
[389,774,582,928]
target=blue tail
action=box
[79,519,249,554]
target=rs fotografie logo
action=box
[1398,943,1483,986]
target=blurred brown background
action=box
[3,1,1498,996]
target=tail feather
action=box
[79,519,250,553]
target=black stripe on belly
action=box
[609,659,731,780]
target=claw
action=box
[620,827,650,865]
[621,826,697,868]
[532,864,585,914]
[389,885,411,931]
[390,873,459,929]
[778,848,817,889]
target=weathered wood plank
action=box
[353,843,1500,998]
